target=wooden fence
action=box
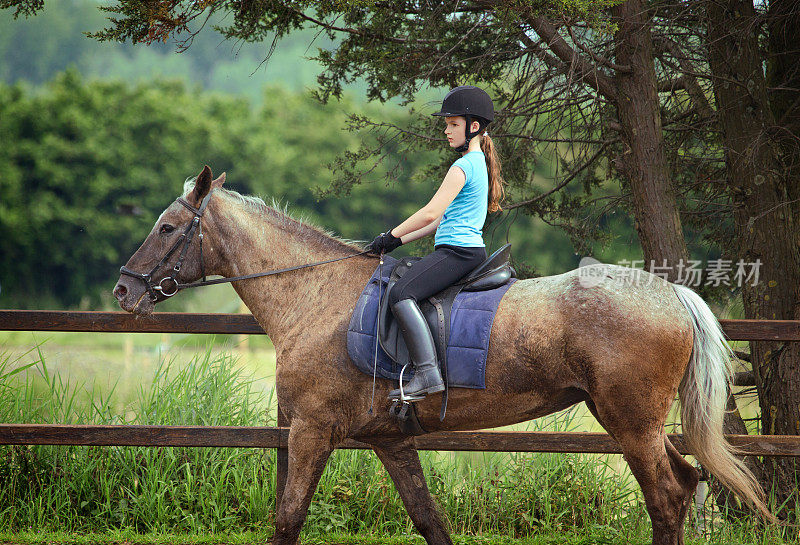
[2,309,800,505]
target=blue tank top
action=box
[434,151,488,248]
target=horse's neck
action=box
[211,199,371,348]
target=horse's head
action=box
[113,165,226,315]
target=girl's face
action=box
[444,116,480,149]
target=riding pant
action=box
[388,244,487,307]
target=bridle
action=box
[120,190,374,303]
[120,191,214,302]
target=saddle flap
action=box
[377,257,440,369]
[347,258,518,390]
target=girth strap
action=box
[429,283,462,422]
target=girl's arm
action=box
[399,215,442,244]
[390,166,466,238]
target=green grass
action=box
[0,527,796,544]
[0,336,793,544]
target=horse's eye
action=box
[159,224,175,235]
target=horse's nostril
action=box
[114,284,127,299]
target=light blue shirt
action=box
[434,151,488,248]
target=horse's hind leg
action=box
[272,420,335,545]
[613,429,694,545]
[587,401,695,545]
[370,438,453,545]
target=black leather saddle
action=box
[377,243,515,427]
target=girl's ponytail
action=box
[480,132,506,213]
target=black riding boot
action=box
[388,298,445,399]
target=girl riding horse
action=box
[114,90,775,545]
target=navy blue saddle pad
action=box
[346,257,517,389]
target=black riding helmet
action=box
[432,86,495,153]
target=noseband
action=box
[120,190,374,303]
[120,191,214,302]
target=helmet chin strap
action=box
[454,114,482,153]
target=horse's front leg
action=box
[272,419,334,545]
[370,438,453,545]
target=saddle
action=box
[378,243,515,432]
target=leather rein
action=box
[120,191,374,303]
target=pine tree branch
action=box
[653,35,715,120]
[520,14,618,101]
[562,16,632,74]
[506,141,614,209]
[0,0,43,18]
[287,6,436,45]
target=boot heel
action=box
[423,383,445,395]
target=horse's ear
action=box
[212,172,226,188]
[189,165,213,205]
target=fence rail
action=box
[2,309,800,506]
[2,310,800,340]
[1,424,799,457]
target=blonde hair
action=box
[480,131,506,213]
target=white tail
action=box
[672,283,774,521]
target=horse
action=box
[113,166,771,545]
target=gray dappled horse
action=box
[114,167,772,545]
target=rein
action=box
[177,250,374,290]
[120,191,374,302]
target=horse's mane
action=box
[181,179,367,255]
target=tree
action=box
[4,0,662,275]
[705,0,800,515]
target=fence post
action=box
[276,402,288,511]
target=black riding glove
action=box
[368,229,403,254]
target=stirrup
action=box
[391,363,424,402]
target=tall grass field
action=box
[0,328,792,544]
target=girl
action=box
[368,85,506,400]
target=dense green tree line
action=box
[0,71,566,309]
[0,70,400,307]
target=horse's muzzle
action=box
[113,277,154,315]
